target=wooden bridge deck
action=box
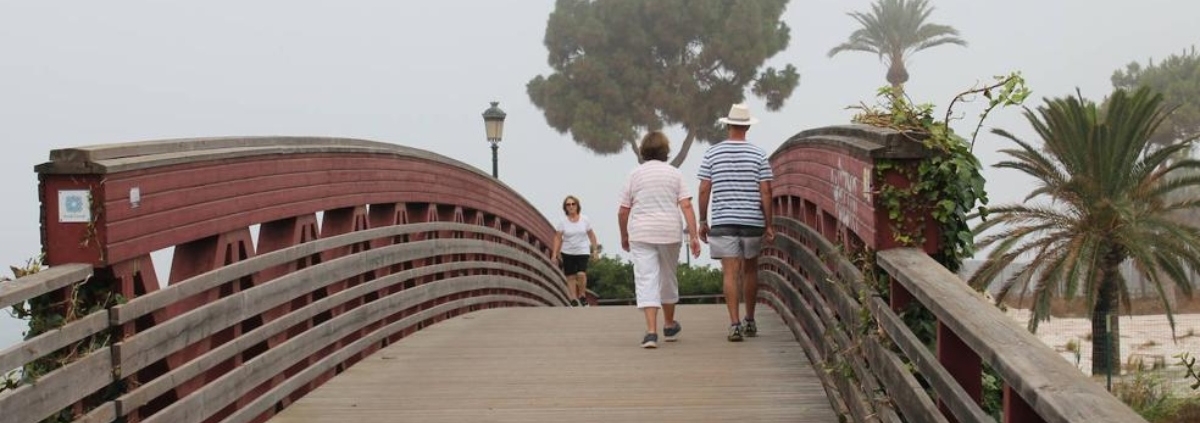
[269,304,840,422]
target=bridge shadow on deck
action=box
[269,304,839,423]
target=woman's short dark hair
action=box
[639,131,670,162]
[561,195,581,215]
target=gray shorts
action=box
[708,225,765,259]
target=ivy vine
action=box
[852,73,1030,272]
[847,74,1029,420]
[2,256,123,423]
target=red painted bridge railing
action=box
[1,137,567,423]
[1,128,1149,423]
[759,125,1145,423]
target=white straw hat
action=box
[717,103,759,126]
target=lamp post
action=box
[682,226,691,266]
[481,101,507,178]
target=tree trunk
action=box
[1090,264,1122,376]
[669,130,699,168]
[886,58,909,93]
[627,138,642,164]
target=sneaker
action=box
[641,333,658,348]
[569,299,580,307]
[579,297,590,307]
[663,321,682,342]
[743,318,757,337]
[727,324,744,342]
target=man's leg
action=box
[742,256,760,321]
[721,257,743,324]
[712,234,745,342]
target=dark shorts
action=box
[707,224,765,237]
[561,254,590,275]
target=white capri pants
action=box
[630,241,681,309]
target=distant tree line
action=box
[587,254,723,304]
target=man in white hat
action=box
[696,103,775,342]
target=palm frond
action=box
[980,85,1200,351]
[828,0,964,84]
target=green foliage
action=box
[853,73,1027,273]
[828,0,966,89]
[981,364,1004,420]
[1112,47,1200,234]
[1110,368,1200,423]
[1115,372,1175,421]
[1,256,123,421]
[969,87,1200,375]
[1112,46,1200,148]
[675,262,723,298]
[897,303,936,349]
[1180,352,1200,390]
[851,75,1027,421]
[587,254,635,301]
[528,0,799,166]
[587,254,723,303]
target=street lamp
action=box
[481,101,507,178]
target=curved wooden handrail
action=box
[759,216,902,422]
[15,136,568,423]
[109,222,567,326]
[878,248,1146,423]
[758,214,1147,423]
[113,232,566,377]
[37,136,553,266]
[139,283,543,423]
[0,264,92,310]
[219,294,537,423]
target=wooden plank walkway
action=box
[270,304,840,422]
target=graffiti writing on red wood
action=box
[830,158,865,237]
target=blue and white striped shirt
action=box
[697,140,773,227]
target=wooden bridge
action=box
[271,305,837,422]
[0,127,1144,423]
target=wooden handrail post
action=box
[938,321,982,423]
[1003,384,1046,423]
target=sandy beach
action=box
[1006,309,1200,378]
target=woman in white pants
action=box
[617,131,702,348]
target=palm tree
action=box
[828,0,966,91]
[969,87,1200,376]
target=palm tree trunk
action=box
[886,55,909,94]
[1090,263,1122,376]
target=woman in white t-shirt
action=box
[552,195,599,307]
[617,131,702,348]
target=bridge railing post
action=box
[38,173,107,267]
[937,322,982,423]
[1003,384,1045,423]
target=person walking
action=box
[551,195,599,307]
[697,103,775,342]
[618,131,702,348]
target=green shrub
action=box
[586,254,723,303]
[587,255,634,301]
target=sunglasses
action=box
[564,202,578,206]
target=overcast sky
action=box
[0,0,1195,348]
